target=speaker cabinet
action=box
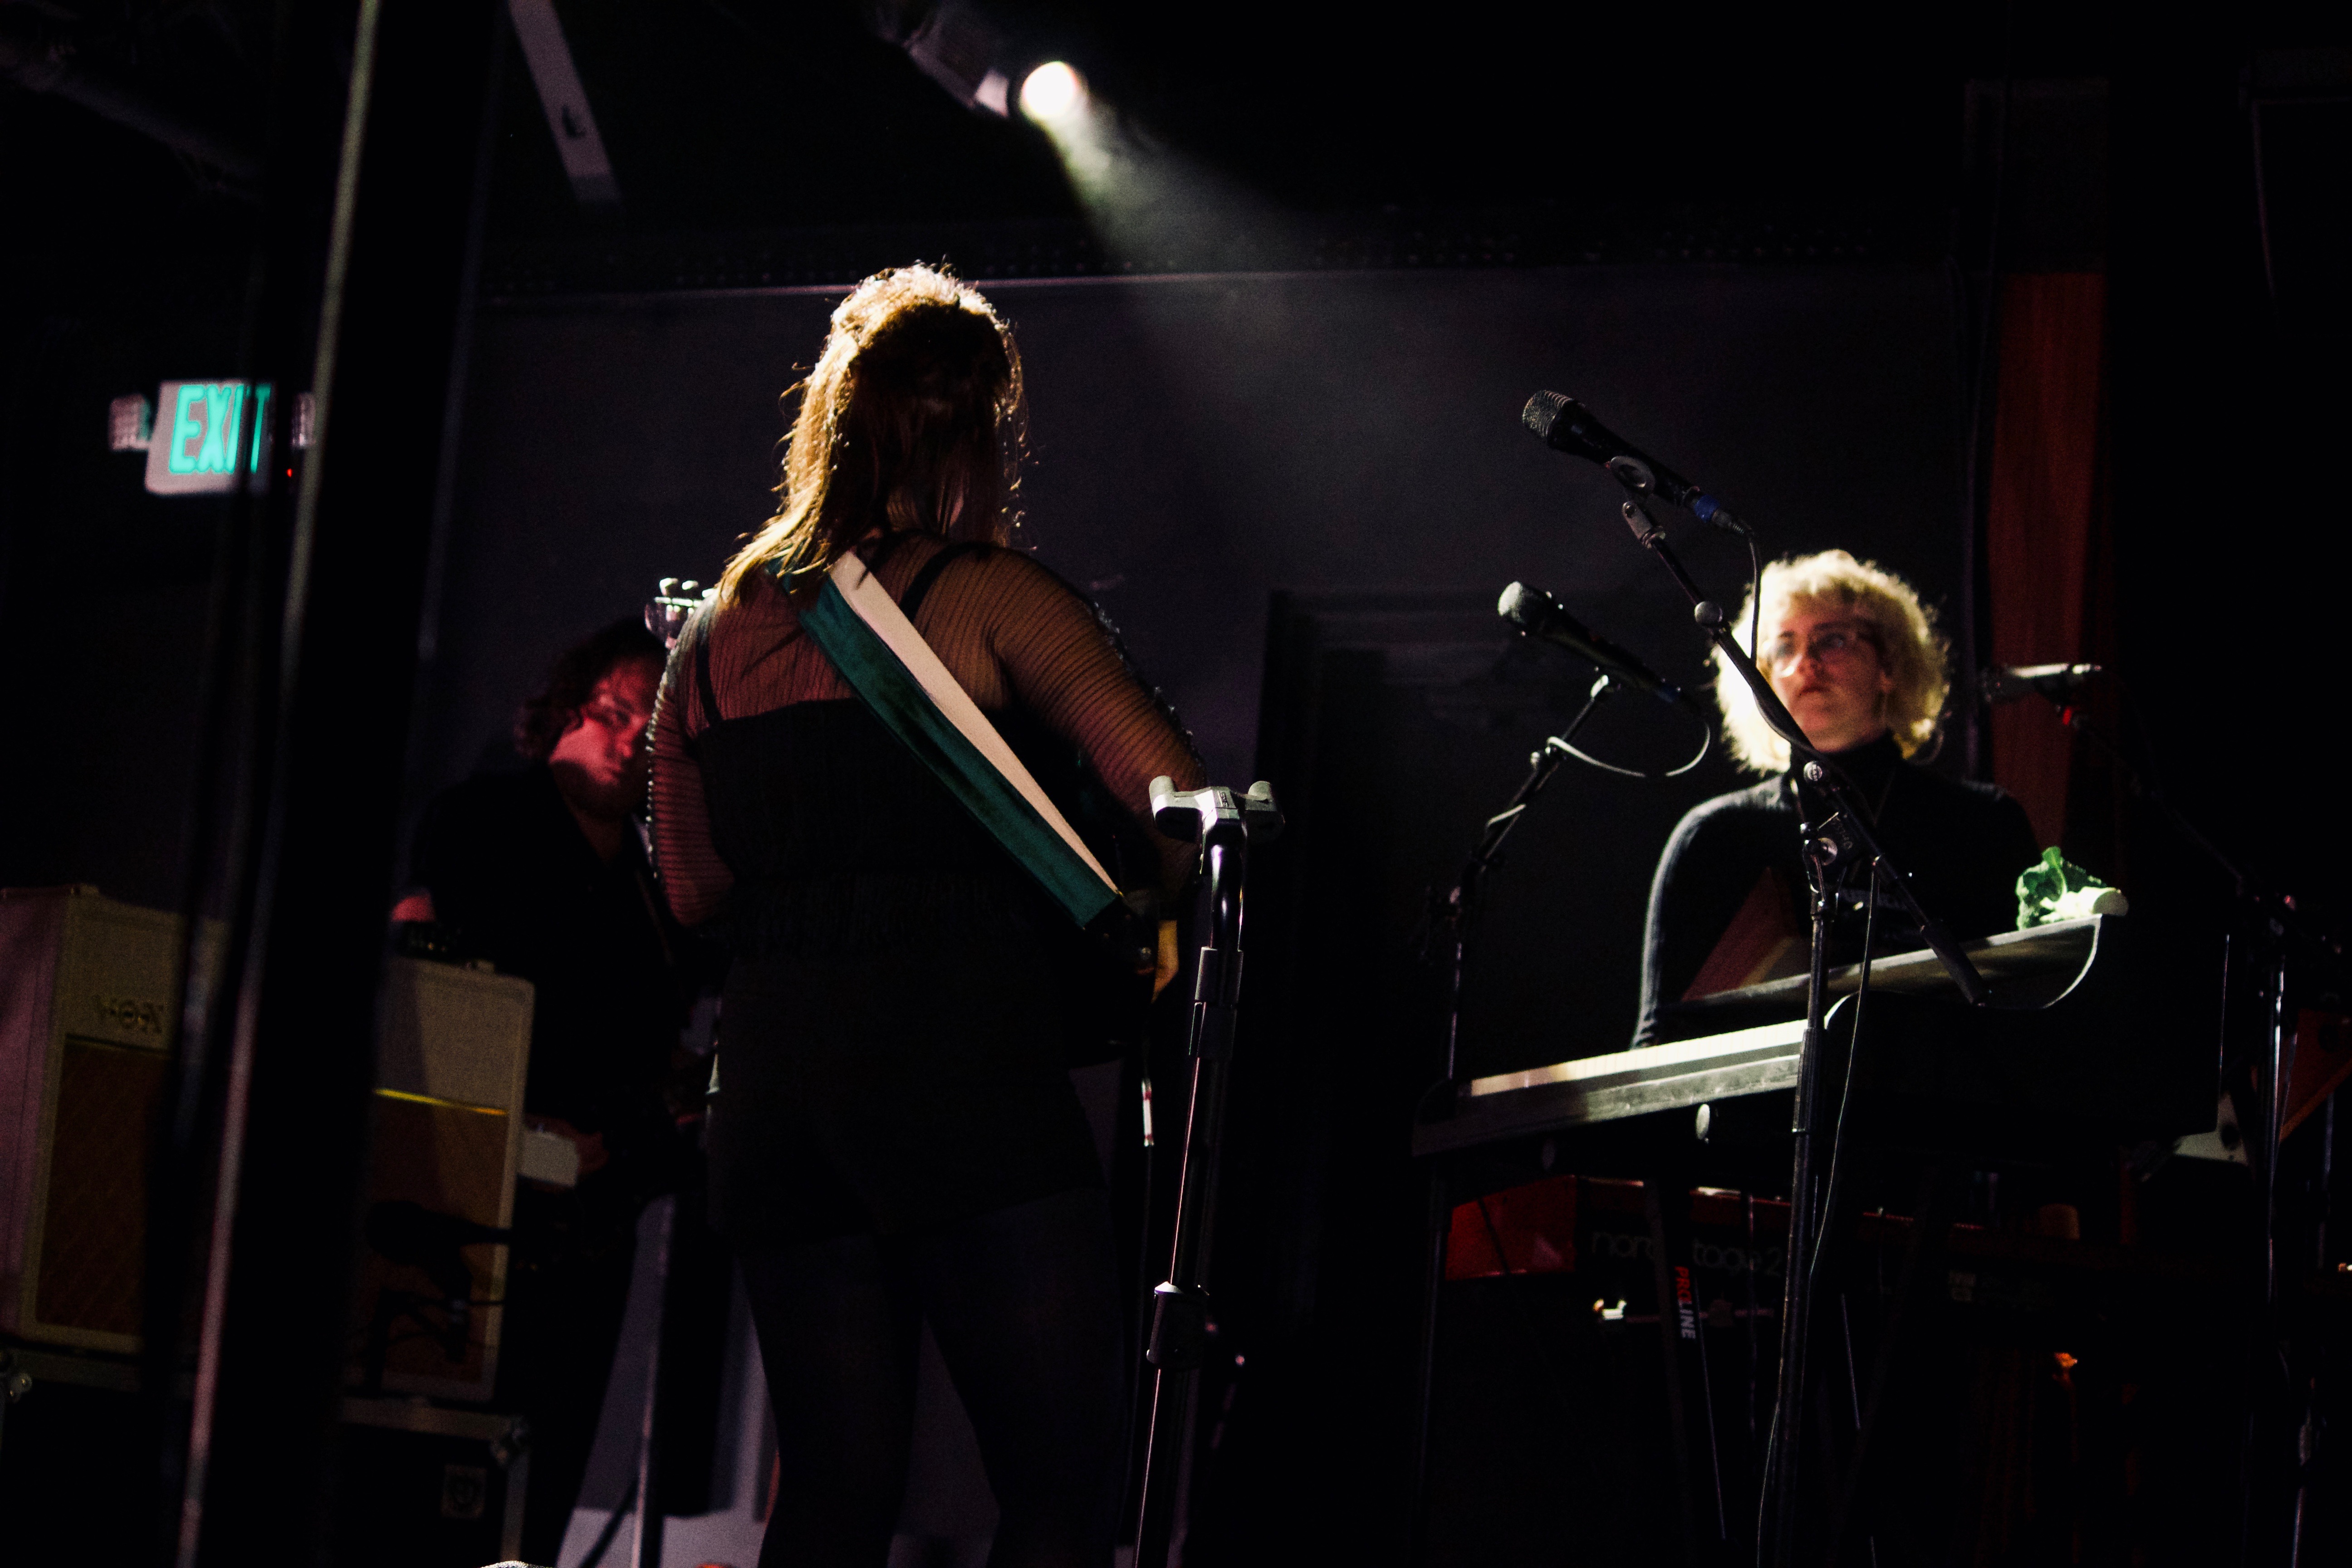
[2,888,533,1404]
[0,886,188,1351]
[351,956,534,1402]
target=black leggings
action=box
[738,1186,1126,1568]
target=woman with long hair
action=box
[650,265,1202,1567]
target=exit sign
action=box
[144,381,278,495]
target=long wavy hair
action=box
[1715,549,1951,775]
[717,265,1025,603]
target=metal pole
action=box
[633,1195,676,1568]
[1407,680,1619,1552]
[176,4,505,1563]
[1131,782,1280,1568]
[1762,823,1847,1566]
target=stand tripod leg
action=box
[632,1192,674,1568]
[1828,1170,1948,1564]
[1764,1058,1823,1562]
[1133,1358,1194,1567]
[1647,1173,1729,1563]
[1133,1051,1225,1568]
[1764,842,1846,1567]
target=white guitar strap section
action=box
[828,551,1118,892]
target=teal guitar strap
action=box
[789,557,1122,932]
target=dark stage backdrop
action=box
[422,262,1968,1075]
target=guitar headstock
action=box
[645,577,715,650]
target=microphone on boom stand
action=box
[1981,662,2102,705]
[1497,581,1689,707]
[1521,391,1749,534]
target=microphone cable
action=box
[1542,701,1713,781]
[1549,487,1759,783]
[1744,527,1763,676]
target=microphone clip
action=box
[1621,496,1668,548]
[1606,455,1657,495]
[1612,457,1739,545]
[1611,447,1749,537]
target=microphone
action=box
[1981,662,2102,705]
[1520,392,1746,534]
[1499,582,1683,705]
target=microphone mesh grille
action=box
[1521,390,1568,440]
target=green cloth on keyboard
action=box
[2015,846,2128,929]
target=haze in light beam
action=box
[1027,90,1291,275]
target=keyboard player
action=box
[1633,549,2039,1045]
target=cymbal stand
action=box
[1130,779,1283,1568]
[1612,476,1986,1568]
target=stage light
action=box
[1019,61,1084,123]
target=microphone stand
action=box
[1406,675,1622,1549]
[1612,477,1987,1567]
[1433,674,1621,1085]
[1130,779,1283,1568]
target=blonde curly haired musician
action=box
[1713,549,1952,775]
[1634,550,2038,1045]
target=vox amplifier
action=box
[2,887,533,1406]
[0,886,193,1351]
[351,956,534,1402]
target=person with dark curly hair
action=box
[400,617,702,1561]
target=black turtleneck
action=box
[1633,733,2039,1045]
